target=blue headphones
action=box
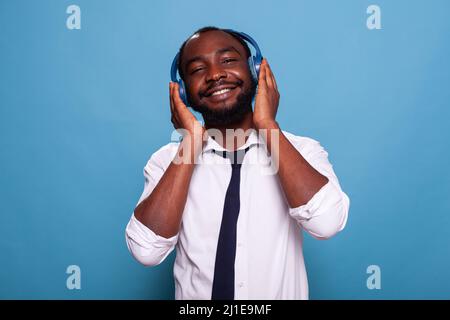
[170,29,263,106]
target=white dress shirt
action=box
[125,129,349,300]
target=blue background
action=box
[1,0,449,299]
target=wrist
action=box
[174,133,205,165]
[254,119,279,130]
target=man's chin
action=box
[198,100,238,113]
[191,98,235,114]
[192,102,251,127]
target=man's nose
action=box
[206,64,227,82]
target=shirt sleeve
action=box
[125,145,179,266]
[285,135,350,240]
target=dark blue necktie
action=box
[211,147,249,300]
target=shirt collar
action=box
[202,128,262,154]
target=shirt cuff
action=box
[288,180,349,239]
[288,180,338,221]
[125,214,178,266]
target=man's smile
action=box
[201,82,241,104]
[205,87,240,103]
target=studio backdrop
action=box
[1,0,449,299]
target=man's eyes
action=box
[223,58,237,63]
[189,58,239,75]
[190,67,204,75]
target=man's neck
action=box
[204,112,255,151]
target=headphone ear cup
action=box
[254,56,261,81]
[248,56,258,83]
[178,80,188,105]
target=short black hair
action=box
[177,26,252,80]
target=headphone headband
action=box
[222,29,262,62]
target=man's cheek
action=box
[185,86,198,105]
[185,84,196,100]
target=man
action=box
[125,26,349,300]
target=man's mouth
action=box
[206,87,238,103]
[211,88,233,96]
[204,84,238,97]
[202,83,240,103]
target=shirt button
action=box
[238,242,243,247]
[238,282,245,288]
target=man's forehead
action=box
[183,30,244,58]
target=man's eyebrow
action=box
[184,46,242,69]
[184,55,204,69]
[216,46,242,56]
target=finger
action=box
[170,85,179,128]
[170,101,182,127]
[264,59,274,88]
[173,82,187,109]
[267,63,277,90]
[171,90,181,122]
[265,60,277,91]
[258,59,268,91]
[171,114,180,129]
[171,83,183,120]
[169,82,175,114]
[263,59,271,90]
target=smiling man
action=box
[125,26,350,300]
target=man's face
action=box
[180,30,256,126]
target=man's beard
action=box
[188,79,257,127]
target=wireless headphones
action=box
[170,29,263,106]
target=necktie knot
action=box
[214,147,250,168]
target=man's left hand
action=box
[253,58,280,129]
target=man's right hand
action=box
[169,82,205,162]
[169,82,204,136]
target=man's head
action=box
[176,27,257,127]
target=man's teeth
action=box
[211,88,232,96]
